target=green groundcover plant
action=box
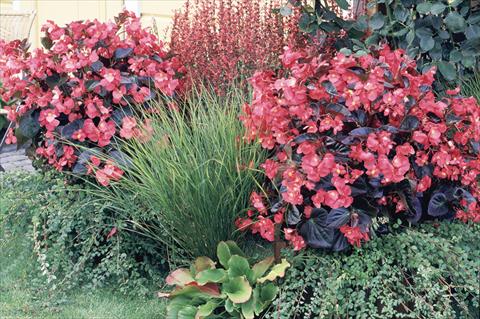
[266,222,480,319]
[91,87,267,259]
[0,171,167,296]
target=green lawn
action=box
[0,213,166,319]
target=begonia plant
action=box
[0,11,183,185]
[237,45,480,252]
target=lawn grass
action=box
[0,197,166,319]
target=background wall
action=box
[0,0,186,47]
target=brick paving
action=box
[0,144,35,173]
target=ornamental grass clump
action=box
[0,11,183,175]
[236,45,480,252]
[95,87,266,258]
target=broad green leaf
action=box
[223,276,252,303]
[166,296,191,319]
[228,255,251,278]
[169,284,221,299]
[394,6,409,22]
[406,29,415,44]
[416,2,432,14]
[224,241,246,258]
[224,299,235,313]
[444,12,466,33]
[178,305,197,319]
[430,3,446,15]
[260,283,278,302]
[241,296,255,319]
[195,301,219,319]
[257,259,291,284]
[437,61,457,81]
[369,13,385,30]
[252,256,274,281]
[195,269,226,285]
[193,257,216,274]
[449,50,462,63]
[420,36,435,51]
[217,241,231,268]
[166,268,195,286]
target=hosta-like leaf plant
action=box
[159,241,290,319]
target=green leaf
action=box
[369,13,385,30]
[193,256,216,274]
[416,2,432,14]
[252,256,274,281]
[241,297,255,319]
[223,276,252,304]
[437,61,457,81]
[429,3,446,15]
[444,12,466,33]
[195,269,226,285]
[224,241,245,258]
[394,6,409,22]
[466,25,480,40]
[260,283,278,302]
[406,29,415,45]
[217,241,232,269]
[165,268,195,286]
[335,0,349,10]
[177,305,197,319]
[166,296,191,319]
[196,301,219,318]
[420,36,435,51]
[228,255,251,278]
[449,50,462,63]
[257,259,291,283]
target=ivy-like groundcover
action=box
[267,222,480,319]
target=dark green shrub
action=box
[266,222,480,319]
[0,171,168,296]
[288,0,480,87]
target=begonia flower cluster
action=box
[0,11,183,185]
[237,46,480,251]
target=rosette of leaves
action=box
[159,241,290,319]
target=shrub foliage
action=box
[237,45,480,251]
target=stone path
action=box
[0,144,35,173]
